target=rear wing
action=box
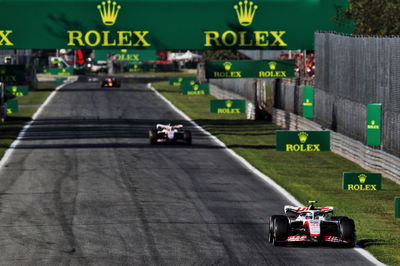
[284,205,334,215]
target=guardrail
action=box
[273,108,400,184]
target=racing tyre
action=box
[184,130,192,145]
[331,216,349,221]
[272,215,289,246]
[148,129,157,144]
[339,218,356,248]
[268,215,278,243]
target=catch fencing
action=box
[314,32,400,157]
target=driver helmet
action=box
[305,212,313,219]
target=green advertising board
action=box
[94,49,157,62]
[395,197,400,218]
[0,65,25,85]
[342,172,382,191]
[276,130,330,152]
[5,85,29,96]
[0,0,351,50]
[6,99,19,114]
[302,86,314,118]
[210,99,246,114]
[48,67,74,76]
[181,82,210,96]
[169,77,197,87]
[205,60,294,79]
[366,104,381,146]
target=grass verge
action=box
[152,80,400,265]
[0,81,62,159]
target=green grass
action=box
[0,81,61,158]
[153,81,400,265]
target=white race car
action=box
[268,201,356,247]
[148,124,192,145]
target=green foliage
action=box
[202,50,249,61]
[342,0,400,35]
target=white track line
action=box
[0,77,76,169]
[148,83,385,266]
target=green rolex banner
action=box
[94,49,157,62]
[48,68,73,76]
[205,60,295,79]
[181,82,210,96]
[6,99,19,114]
[169,77,197,87]
[6,85,29,96]
[210,99,246,114]
[0,0,351,50]
[276,130,330,151]
[342,172,382,191]
[366,104,381,146]
[302,86,314,118]
[395,197,400,218]
[0,65,26,85]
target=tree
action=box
[339,0,400,36]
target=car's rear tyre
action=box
[149,129,157,144]
[184,130,192,145]
[272,215,289,246]
[339,218,356,248]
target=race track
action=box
[0,78,375,265]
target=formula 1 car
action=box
[101,77,121,87]
[148,124,192,145]
[268,201,356,247]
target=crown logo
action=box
[371,120,375,125]
[226,100,233,108]
[298,132,308,143]
[97,0,121,26]
[224,61,233,71]
[12,86,17,92]
[268,61,277,70]
[234,0,258,27]
[120,49,127,53]
[190,81,196,86]
[358,174,367,184]
[193,85,199,91]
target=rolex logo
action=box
[97,0,121,26]
[224,61,233,71]
[234,0,258,26]
[298,132,308,143]
[193,85,199,91]
[268,61,277,70]
[226,100,233,108]
[371,120,375,125]
[358,174,367,184]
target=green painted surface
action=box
[342,173,382,191]
[276,130,330,151]
[205,60,295,78]
[210,99,246,114]
[0,0,351,49]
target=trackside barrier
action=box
[396,198,400,218]
[273,108,400,184]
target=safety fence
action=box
[315,32,400,157]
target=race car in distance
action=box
[101,77,121,87]
[149,124,192,145]
[268,201,356,247]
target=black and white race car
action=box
[268,201,356,247]
[148,124,192,145]
[101,77,121,87]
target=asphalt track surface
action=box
[0,78,375,265]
